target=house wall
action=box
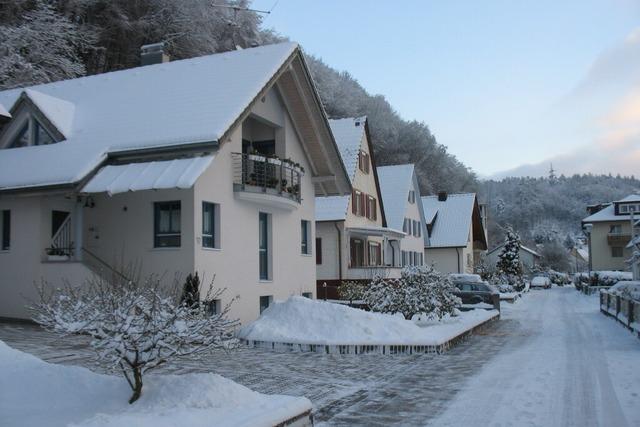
[0,195,93,319]
[425,247,463,274]
[400,178,426,263]
[315,221,341,281]
[590,221,632,271]
[193,88,316,325]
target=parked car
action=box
[530,276,551,289]
[451,279,500,311]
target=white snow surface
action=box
[238,296,497,346]
[327,116,366,184]
[429,288,640,427]
[422,193,477,248]
[0,340,311,427]
[0,42,298,190]
[315,195,351,221]
[376,164,416,231]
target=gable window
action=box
[358,151,370,174]
[368,242,382,266]
[301,220,311,255]
[6,118,57,149]
[202,202,219,249]
[1,210,9,251]
[316,238,322,265]
[8,123,29,149]
[154,201,181,247]
[350,238,365,267]
[259,212,272,280]
[408,190,416,204]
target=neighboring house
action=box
[0,42,351,324]
[376,164,427,268]
[422,192,488,274]
[582,194,640,272]
[315,117,404,298]
[486,243,541,273]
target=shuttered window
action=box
[1,210,9,251]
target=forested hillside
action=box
[0,0,476,194]
[479,174,640,248]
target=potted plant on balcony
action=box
[247,149,266,163]
[267,155,282,165]
[46,247,71,261]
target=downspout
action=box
[334,221,343,280]
[456,247,462,273]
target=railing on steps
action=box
[48,215,74,257]
[81,247,132,283]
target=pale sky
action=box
[253,0,640,178]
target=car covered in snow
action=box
[530,276,551,289]
[450,276,500,311]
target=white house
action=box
[315,117,404,298]
[0,42,351,324]
[376,164,427,268]
[422,192,488,274]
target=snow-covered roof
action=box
[582,204,626,223]
[0,42,299,191]
[616,194,640,203]
[328,117,366,183]
[422,193,476,248]
[315,195,350,221]
[82,156,214,195]
[376,164,415,231]
[0,103,10,118]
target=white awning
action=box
[82,156,214,195]
[347,225,406,239]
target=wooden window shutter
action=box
[376,244,381,265]
[365,195,370,219]
[352,190,357,214]
[372,198,377,221]
[361,192,366,217]
[365,153,370,173]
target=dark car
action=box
[452,281,500,312]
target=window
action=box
[7,118,57,149]
[401,250,407,266]
[202,202,219,248]
[620,205,629,213]
[419,253,424,266]
[403,218,412,235]
[1,210,9,251]
[368,242,382,266]
[302,292,313,299]
[316,238,322,265]
[352,190,364,216]
[366,196,377,220]
[350,238,365,267]
[154,201,181,247]
[415,221,421,237]
[301,220,311,254]
[34,122,55,146]
[413,220,419,237]
[259,212,271,280]
[408,190,416,204]
[259,295,273,314]
[358,151,370,173]
[8,123,29,149]
[609,225,622,234]
[205,299,221,316]
[612,247,624,258]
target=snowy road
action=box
[1,287,639,426]
[430,287,640,427]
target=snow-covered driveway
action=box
[430,287,640,427]
[1,287,638,426]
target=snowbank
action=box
[608,281,640,301]
[238,296,498,346]
[0,340,311,427]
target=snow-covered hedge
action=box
[574,271,633,288]
[363,266,461,320]
[608,281,640,301]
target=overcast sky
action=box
[253,0,640,178]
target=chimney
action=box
[140,42,170,66]
[437,191,448,202]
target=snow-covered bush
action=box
[339,280,366,303]
[362,266,461,320]
[30,270,238,404]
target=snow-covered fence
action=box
[600,291,640,338]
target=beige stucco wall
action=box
[400,178,426,261]
[425,247,462,274]
[589,221,632,271]
[316,221,341,280]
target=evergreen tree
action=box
[181,272,201,308]
[497,227,523,288]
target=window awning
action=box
[81,155,214,195]
[347,225,405,239]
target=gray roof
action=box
[376,164,416,231]
[328,117,366,184]
[422,193,476,248]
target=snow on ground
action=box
[238,296,497,346]
[608,281,640,301]
[428,287,640,427]
[0,340,311,427]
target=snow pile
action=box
[0,340,311,427]
[608,281,640,301]
[531,277,550,287]
[238,296,498,346]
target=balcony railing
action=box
[607,232,631,246]
[232,152,302,203]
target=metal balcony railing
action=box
[231,152,302,203]
[607,232,631,246]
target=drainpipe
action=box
[334,222,343,280]
[456,247,462,273]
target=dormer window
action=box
[6,117,56,149]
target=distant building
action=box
[582,194,640,272]
[486,243,541,273]
[422,192,488,274]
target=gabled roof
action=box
[375,164,416,230]
[315,195,350,221]
[0,42,350,194]
[422,193,477,248]
[328,116,366,183]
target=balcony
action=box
[607,232,631,246]
[232,152,303,209]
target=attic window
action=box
[6,117,57,149]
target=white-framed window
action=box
[352,190,363,216]
[611,247,624,258]
[368,241,382,266]
[358,150,370,174]
[401,250,407,266]
[609,224,622,235]
[154,201,181,247]
[408,190,416,204]
[620,205,629,213]
[202,201,220,249]
[4,116,57,149]
[205,299,221,316]
[350,238,365,267]
[301,220,311,255]
[259,295,273,314]
[1,210,10,251]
